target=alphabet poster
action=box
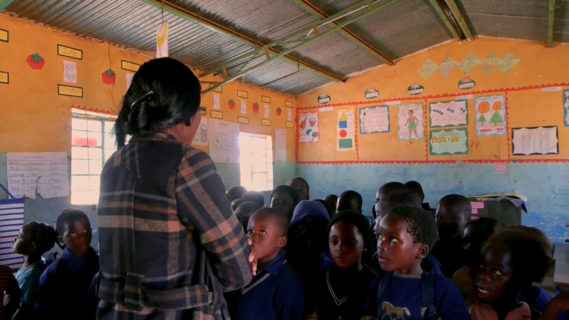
[430,128,468,155]
[512,126,558,155]
[208,119,240,163]
[359,105,389,134]
[398,103,424,140]
[563,90,569,127]
[299,112,319,143]
[475,95,506,136]
[337,109,355,150]
[429,99,468,127]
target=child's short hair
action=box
[380,193,422,213]
[404,181,425,200]
[241,191,265,207]
[328,209,375,255]
[23,221,58,255]
[55,208,91,236]
[483,227,551,289]
[270,185,299,205]
[235,201,262,230]
[378,182,407,197]
[386,206,438,253]
[337,190,363,212]
[249,207,289,236]
[438,194,472,220]
[226,185,247,201]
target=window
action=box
[71,111,117,204]
[239,133,273,191]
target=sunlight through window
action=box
[239,133,273,191]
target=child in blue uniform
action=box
[236,208,304,320]
[363,205,470,320]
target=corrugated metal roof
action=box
[4,0,569,95]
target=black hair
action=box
[337,190,363,212]
[56,208,91,237]
[386,205,438,253]
[114,57,201,147]
[465,217,501,240]
[328,209,375,256]
[378,182,408,199]
[404,180,425,200]
[288,176,309,193]
[380,193,422,212]
[482,228,551,289]
[249,207,290,235]
[242,190,265,207]
[23,221,57,255]
[226,185,247,201]
[438,194,472,220]
[235,201,262,231]
[270,185,299,207]
[231,198,245,212]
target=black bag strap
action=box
[421,272,441,320]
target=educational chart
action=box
[430,129,468,155]
[275,128,287,162]
[564,89,569,127]
[192,116,208,146]
[7,152,69,199]
[398,103,424,140]
[359,105,389,134]
[512,126,558,155]
[299,112,319,143]
[0,198,24,271]
[337,109,355,150]
[208,119,240,163]
[475,95,506,136]
[429,99,468,127]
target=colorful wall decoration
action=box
[429,99,468,128]
[398,103,424,140]
[359,105,389,134]
[564,89,569,127]
[299,112,319,143]
[338,109,355,150]
[430,128,468,155]
[475,95,506,136]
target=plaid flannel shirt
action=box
[97,132,252,319]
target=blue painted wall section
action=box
[298,163,569,242]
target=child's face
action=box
[377,215,425,276]
[13,226,34,255]
[270,191,295,216]
[329,221,364,271]
[290,180,309,201]
[436,202,468,240]
[474,244,515,303]
[247,214,286,267]
[289,217,328,257]
[63,220,92,258]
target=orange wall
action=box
[297,38,569,162]
[0,13,296,161]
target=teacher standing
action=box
[97,58,252,319]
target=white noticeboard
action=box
[7,152,69,199]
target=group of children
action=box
[227,178,569,320]
[1,177,568,320]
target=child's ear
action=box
[278,235,288,248]
[416,244,428,260]
[56,236,65,248]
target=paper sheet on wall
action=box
[264,104,270,118]
[359,105,389,134]
[563,90,569,127]
[475,95,506,136]
[156,22,168,58]
[512,126,558,155]
[7,152,69,199]
[63,60,77,83]
[338,109,355,150]
[287,108,293,121]
[208,119,240,163]
[430,129,468,155]
[429,99,468,127]
[126,73,134,90]
[398,103,424,140]
[0,198,24,271]
[192,116,208,146]
[213,94,220,110]
[240,99,247,114]
[299,112,319,143]
[275,128,287,162]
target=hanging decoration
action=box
[102,69,116,84]
[27,53,45,70]
[253,102,260,112]
[156,22,168,58]
[458,77,476,90]
[228,99,236,109]
[318,94,331,104]
[365,88,379,99]
[408,83,424,95]
[276,107,282,116]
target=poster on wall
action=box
[512,126,558,155]
[192,116,208,146]
[359,105,389,134]
[275,128,287,162]
[429,99,468,128]
[398,103,424,140]
[563,90,569,127]
[337,109,355,150]
[475,95,506,136]
[63,60,77,83]
[208,119,240,163]
[6,152,69,199]
[299,112,319,143]
[429,128,468,155]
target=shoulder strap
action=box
[376,272,392,303]
[421,272,440,320]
